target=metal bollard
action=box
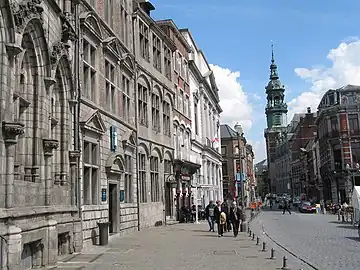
[262,241,266,252]
[281,256,290,270]
[252,232,255,240]
[256,237,259,245]
[247,226,250,233]
[270,248,275,259]
[249,230,252,237]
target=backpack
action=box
[220,212,226,224]
[209,206,215,217]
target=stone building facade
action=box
[78,0,139,247]
[132,2,175,228]
[181,29,223,206]
[0,0,82,268]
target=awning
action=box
[351,186,360,224]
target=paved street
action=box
[51,221,304,270]
[250,209,360,270]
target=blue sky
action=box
[151,0,360,162]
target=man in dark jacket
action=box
[205,201,217,232]
[229,201,245,237]
[282,198,291,215]
[221,201,231,232]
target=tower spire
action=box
[269,43,279,80]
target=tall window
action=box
[83,39,96,101]
[151,92,160,132]
[104,0,113,28]
[184,96,189,117]
[124,154,133,203]
[152,34,161,71]
[164,45,172,80]
[150,156,160,202]
[138,84,148,126]
[163,101,171,136]
[164,159,172,174]
[349,114,359,134]
[178,90,183,113]
[120,2,128,45]
[194,101,198,135]
[105,60,116,113]
[83,141,99,205]
[122,75,131,121]
[139,21,149,61]
[138,153,147,203]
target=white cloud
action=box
[210,64,253,132]
[248,139,267,162]
[289,39,360,118]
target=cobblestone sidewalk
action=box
[49,221,302,270]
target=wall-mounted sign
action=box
[110,126,118,152]
[120,190,125,202]
[101,188,107,202]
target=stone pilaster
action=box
[2,122,24,208]
[72,221,83,252]
[69,150,80,206]
[6,225,22,270]
[46,220,58,266]
[43,139,59,205]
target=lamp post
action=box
[234,123,245,209]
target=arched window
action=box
[150,155,160,202]
[138,151,147,203]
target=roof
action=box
[220,124,238,139]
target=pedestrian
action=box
[282,198,291,215]
[215,201,222,236]
[218,211,226,237]
[229,201,244,237]
[221,201,232,232]
[205,201,216,232]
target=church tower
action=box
[265,45,288,128]
[264,45,288,192]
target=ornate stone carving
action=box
[43,139,59,156]
[60,12,77,42]
[2,122,25,144]
[11,0,44,33]
[6,43,24,59]
[69,150,80,164]
[50,41,70,68]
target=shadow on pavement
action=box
[336,225,357,230]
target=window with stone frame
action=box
[83,140,99,205]
[138,83,148,126]
[152,34,162,71]
[83,39,97,101]
[151,91,160,132]
[105,59,116,113]
[164,159,172,174]
[164,45,172,80]
[139,20,149,61]
[120,1,128,45]
[122,75,131,122]
[184,95,189,117]
[175,51,182,74]
[163,101,171,136]
[194,101,199,135]
[184,60,188,81]
[104,0,114,28]
[150,156,160,202]
[138,153,147,203]
[124,154,133,203]
[349,114,359,135]
[178,89,183,113]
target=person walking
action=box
[229,201,244,237]
[218,211,227,237]
[221,201,231,232]
[205,201,216,232]
[282,198,291,215]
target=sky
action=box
[151,0,360,162]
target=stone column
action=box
[73,221,83,253]
[6,225,22,270]
[43,139,59,205]
[46,220,58,266]
[2,122,25,208]
[69,150,80,206]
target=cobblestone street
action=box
[51,221,304,270]
[250,209,360,270]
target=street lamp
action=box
[234,123,245,209]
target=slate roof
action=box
[220,124,238,139]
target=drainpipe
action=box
[73,0,82,220]
[132,13,141,232]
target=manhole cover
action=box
[239,246,251,248]
[246,256,258,258]
[64,254,103,263]
[213,250,237,255]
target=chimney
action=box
[307,107,311,114]
[138,0,155,16]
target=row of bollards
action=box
[248,227,290,270]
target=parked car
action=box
[299,201,316,213]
